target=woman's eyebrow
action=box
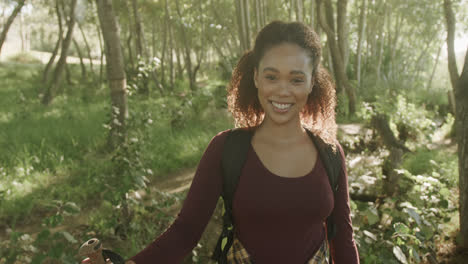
[262,67,305,76]
[290,70,306,75]
[262,67,279,73]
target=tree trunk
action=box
[260,0,266,27]
[426,45,441,91]
[355,0,367,88]
[444,0,468,249]
[131,0,147,59]
[337,0,349,68]
[317,0,356,115]
[310,0,315,29]
[456,46,468,250]
[255,0,261,33]
[236,0,247,53]
[43,0,63,84]
[371,114,410,196]
[78,21,94,77]
[95,18,105,85]
[244,0,251,49]
[42,0,77,105]
[0,0,25,56]
[168,20,174,89]
[174,0,195,91]
[295,0,303,22]
[73,38,87,79]
[96,0,128,150]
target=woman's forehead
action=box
[258,43,313,73]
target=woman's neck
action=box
[254,118,307,145]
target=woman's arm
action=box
[128,131,229,264]
[329,143,360,264]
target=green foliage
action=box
[358,94,437,149]
[0,63,232,262]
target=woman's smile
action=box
[270,100,294,112]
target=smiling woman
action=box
[125,21,359,264]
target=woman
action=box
[126,21,359,264]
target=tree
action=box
[42,0,77,105]
[0,0,26,56]
[96,0,128,149]
[42,0,63,84]
[317,0,356,115]
[355,0,366,88]
[444,0,468,249]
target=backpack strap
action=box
[306,129,342,264]
[212,128,253,264]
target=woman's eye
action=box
[265,75,276,81]
[292,78,304,84]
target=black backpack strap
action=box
[212,128,253,263]
[306,129,343,264]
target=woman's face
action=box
[254,42,314,127]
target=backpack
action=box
[211,128,343,264]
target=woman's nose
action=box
[276,80,292,95]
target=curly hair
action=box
[227,21,337,144]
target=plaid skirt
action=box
[226,237,329,264]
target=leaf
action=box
[363,230,377,241]
[393,246,408,264]
[61,231,77,244]
[364,207,380,225]
[409,246,421,262]
[221,237,227,251]
[394,222,410,234]
[63,202,80,215]
[405,208,422,226]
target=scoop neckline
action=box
[249,142,319,180]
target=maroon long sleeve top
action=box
[130,130,359,264]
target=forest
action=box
[0,0,468,263]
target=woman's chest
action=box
[232,151,334,224]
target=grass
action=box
[0,62,232,229]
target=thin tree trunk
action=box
[310,0,315,28]
[42,0,78,105]
[94,18,105,85]
[43,0,63,84]
[355,0,367,88]
[426,47,441,92]
[96,0,128,149]
[337,0,349,67]
[456,47,468,249]
[0,0,25,55]
[444,0,468,249]
[64,62,72,86]
[295,0,303,22]
[78,21,94,76]
[255,0,261,33]
[175,39,183,80]
[237,0,248,53]
[174,0,195,91]
[159,17,166,87]
[318,0,356,115]
[260,0,266,27]
[73,38,87,79]
[244,0,251,48]
[169,22,174,89]
[131,0,146,58]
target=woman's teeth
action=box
[271,101,293,110]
